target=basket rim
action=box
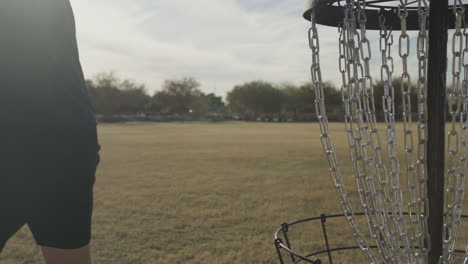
[303,0,468,30]
[274,212,468,264]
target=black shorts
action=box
[0,125,100,250]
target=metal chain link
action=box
[456,252,468,264]
[441,1,467,263]
[357,2,414,262]
[341,2,393,260]
[456,10,468,263]
[309,1,468,263]
[308,6,382,264]
[378,12,418,263]
[398,2,424,262]
[416,0,430,262]
[439,0,464,264]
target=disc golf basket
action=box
[274,0,468,263]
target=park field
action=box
[1,122,468,263]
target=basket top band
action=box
[303,0,468,30]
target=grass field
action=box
[1,122,467,264]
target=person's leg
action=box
[27,129,99,264]
[0,185,26,254]
[0,144,28,254]
[0,216,25,254]
[28,189,94,263]
[26,126,99,263]
[41,244,92,264]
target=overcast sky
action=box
[70,0,456,98]
[70,0,319,97]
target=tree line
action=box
[87,72,419,122]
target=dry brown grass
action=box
[0,122,467,264]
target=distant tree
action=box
[118,80,151,114]
[281,83,309,120]
[150,77,204,114]
[280,82,341,121]
[227,81,284,120]
[295,83,317,113]
[87,72,150,117]
[281,84,301,113]
[321,82,343,114]
[87,72,122,116]
[199,93,227,114]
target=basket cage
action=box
[275,213,468,264]
[275,1,468,264]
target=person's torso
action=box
[0,0,96,125]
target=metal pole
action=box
[427,1,448,263]
[320,214,333,264]
[275,239,286,264]
[281,223,296,263]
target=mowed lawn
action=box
[1,122,468,263]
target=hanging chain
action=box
[358,1,414,262]
[398,2,421,259]
[416,0,430,262]
[356,1,409,263]
[309,1,468,264]
[457,9,468,264]
[441,1,467,264]
[305,1,468,264]
[342,2,389,260]
[458,252,468,264]
[379,17,402,250]
[308,7,381,264]
[379,12,418,263]
[441,1,468,264]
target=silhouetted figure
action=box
[0,1,99,263]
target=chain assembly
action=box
[359,1,413,262]
[378,10,414,264]
[441,1,468,264]
[398,1,427,262]
[342,2,391,260]
[416,0,430,262]
[307,0,468,263]
[457,6,468,263]
[309,5,381,263]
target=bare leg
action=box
[41,244,92,264]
